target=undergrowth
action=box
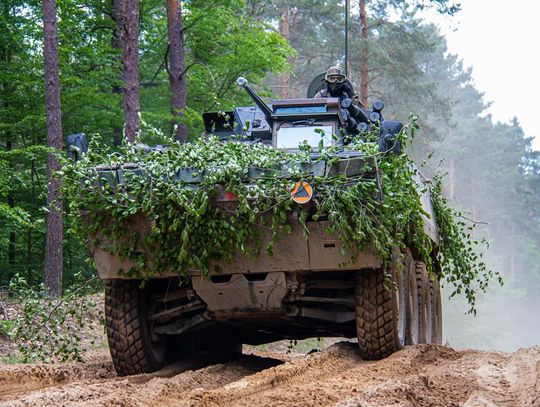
[5,275,99,363]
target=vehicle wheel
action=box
[415,261,432,343]
[430,277,443,344]
[355,252,408,359]
[404,250,419,345]
[105,280,168,376]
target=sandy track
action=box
[0,350,115,401]
[1,344,539,407]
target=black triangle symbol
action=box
[295,183,309,197]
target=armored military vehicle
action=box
[75,77,442,376]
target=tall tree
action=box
[42,0,63,296]
[111,0,124,146]
[166,0,188,142]
[0,0,292,287]
[357,0,459,106]
[359,0,368,105]
[1,1,16,267]
[277,5,299,98]
[122,0,140,142]
[248,0,334,98]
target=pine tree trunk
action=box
[359,0,368,107]
[346,0,353,78]
[122,0,140,143]
[166,0,188,143]
[2,3,16,267]
[278,6,291,99]
[111,0,124,146]
[42,0,63,297]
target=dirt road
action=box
[0,343,538,407]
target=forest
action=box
[1,0,539,351]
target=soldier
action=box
[314,66,359,104]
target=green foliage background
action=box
[0,0,292,285]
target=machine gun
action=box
[340,98,386,135]
[340,98,402,153]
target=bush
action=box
[0,319,14,337]
[7,275,98,363]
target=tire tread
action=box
[355,270,400,360]
[105,280,155,376]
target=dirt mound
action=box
[0,354,282,407]
[0,350,114,401]
[1,343,539,407]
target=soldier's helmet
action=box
[325,66,346,83]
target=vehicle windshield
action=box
[276,125,333,150]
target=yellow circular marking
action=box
[291,181,313,204]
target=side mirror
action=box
[66,133,88,161]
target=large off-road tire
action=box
[355,260,408,360]
[430,277,443,344]
[404,250,419,346]
[415,261,432,343]
[105,280,168,376]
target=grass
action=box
[0,354,26,364]
[0,320,14,337]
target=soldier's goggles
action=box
[326,76,346,84]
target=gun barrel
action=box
[236,77,273,126]
[341,109,358,133]
[357,122,369,133]
[372,100,384,112]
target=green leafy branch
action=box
[62,119,500,312]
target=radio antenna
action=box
[345,0,349,76]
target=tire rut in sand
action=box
[0,354,283,407]
[161,342,369,406]
[0,351,114,402]
[2,343,540,407]
[190,343,538,407]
